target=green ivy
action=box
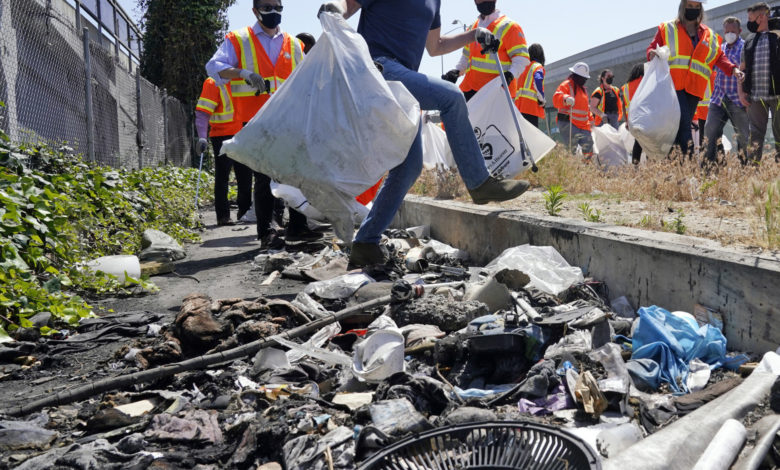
[0,129,214,335]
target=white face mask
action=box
[724,32,738,44]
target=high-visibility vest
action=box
[621,78,641,115]
[225,27,305,123]
[514,62,545,118]
[591,85,624,126]
[553,78,591,131]
[460,15,529,95]
[660,21,722,99]
[694,72,715,122]
[196,78,241,137]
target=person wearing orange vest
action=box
[621,63,645,164]
[441,0,529,101]
[589,69,623,129]
[553,62,594,158]
[513,43,546,129]
[207,0,318,250]
[647,0,743,158]
[195,78,252,227]
[692,72,715,154]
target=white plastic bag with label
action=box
[467,78,555,179]
[628,46,680,159]
[593,125,630,167]
[421,114,456,170]
[223,13,420,242]
[270,182,369,224]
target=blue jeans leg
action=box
[354,57,491,244]
[674,90,699,157]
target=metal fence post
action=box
[136,71,144,169]
[82,27,96,163]
[162,89,169,165]
[75,0,82,32]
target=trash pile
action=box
[0,227,778,470]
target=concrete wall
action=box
[395,196,780,354]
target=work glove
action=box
[442,69,460,83]
[475,27,500,54]
[564,96,575,107]
[536,96,546,107]
[318,1,344,18]
[196,138,208,154]
[239,69,269,94]
[503,71,514,84]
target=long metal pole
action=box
[82,28,96,163]
[75,0,82,32]
[162,89,169,165]
[135,71,144,168]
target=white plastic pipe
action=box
[691,419,747,470]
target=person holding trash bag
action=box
[441,0,529,102]
[590,69,623,129]
[317,0,531,268]
[207,0,322,249]
[514,43,547,129]
[703,16,748,165]
[622,63,645,164]
[554,62,594,159]
[647,0,743,159]
[195,78,252,226]
[738,2,780,164]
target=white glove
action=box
[474,27,500,54]
[239,69,267,93]
[196,138,208,154]
[564,96,575,107]
[318,1,344,18]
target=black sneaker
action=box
[348,242,389,267]
[217,218,236,226]
[468,176,530,205]
[260,232,285,250]
[284,227,323,243]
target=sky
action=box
[118,0,739,77]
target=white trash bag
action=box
[468,78,556,179]
[628,46,680,159]
[270,181,370,224]
[485,245,584,296]
[421,114,456,170]
[223,13,420,242]
[593,124,630,167]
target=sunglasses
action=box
[256,4,283,13]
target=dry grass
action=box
[409,145,780,250]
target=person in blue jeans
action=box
[319,0,530,267]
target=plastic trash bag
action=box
[270,181,370,224]
[485,245,584,296]
[222,13,420,242]
[628,46,680,159]
[304,272,374,300]
[468,78,556,179]
[421,114,456,170]
[593,124,630,167]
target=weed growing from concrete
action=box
[578,202,603,222]
[544,185,566,216]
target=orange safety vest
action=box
[514,62,545,118]
[225,27,305,123]
[553,78,592,131]
[621,78,641,115]
[196,78,241,137]
[660,21,722,99]
[693,72,715,122]
[460,15,529,95]
[591,85,624,126]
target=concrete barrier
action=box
[395,195,780,354]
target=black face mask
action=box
[572,75,587,87]
[605,76,614,85]
[747,20,759,33]
[259,12,282,29]
[477,1,496,16]
[684,8,701,21]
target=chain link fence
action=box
[0,0,193,168]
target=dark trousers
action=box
[522,113,539,128]
[673,90,700,158]
[253,171,308,238]
[632,140,643,164]
[210,135,252,222]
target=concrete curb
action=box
[396,195,780,354]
